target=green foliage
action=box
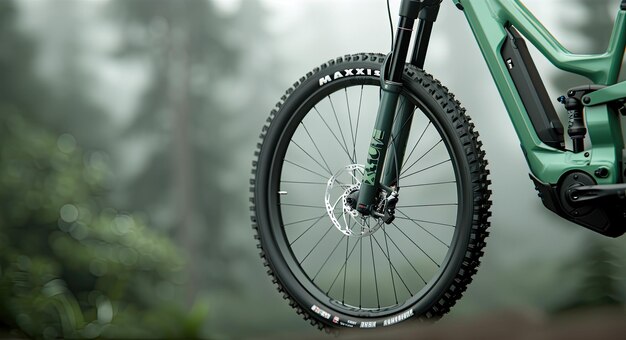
[0,1,208,338]
[554,239,623,313]
[0,110,208,338]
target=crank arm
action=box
[567,184,626,205]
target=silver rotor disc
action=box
[324,164,383,237]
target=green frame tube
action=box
[454,0,626,184]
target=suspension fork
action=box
[356,0,441,215]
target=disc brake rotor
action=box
[324,164,383,237]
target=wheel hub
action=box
[324,164,383,237]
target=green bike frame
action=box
[457,0,626,185]
[356,0,626,230]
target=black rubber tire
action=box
[250,53,491,330]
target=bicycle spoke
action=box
[347,168,363,183]
[300,224,335,264]
[396,203,457,208]
[383,225,399,304]
[283,213,328,227]
[290,139,333,176]
[344,88,357,164]
[281,180,327,185]
[359,235,363,308]
[369,235,381,308]
[401,139,443,176]
[371,234,413,295]
[396,209,451,248]
[313,234,347,281]
[313,106,354,163]
[301,122,333,174]
[342,222,351,303]
[400,158,451,180]
[394,216,455,228]
[381,227,428,284]
[328,96,353,165]
[289,214,328,245]
[391,222,441,267]
[284,159,329,180]
[331,194,343,210]
[353,85,365,164]
[402,121,431,169]
[326,236,360,297]
[279,203,326,209]
[400,180,456,188]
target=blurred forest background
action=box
[1,0,626,338]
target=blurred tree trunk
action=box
[107,0,239,304]
[170,25,198,302]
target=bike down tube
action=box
[356,0,421,215]
[456,0,626,185]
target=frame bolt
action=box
[595,167,609,178]
[582,96,591,104]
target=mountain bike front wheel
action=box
[251,53,491,330]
